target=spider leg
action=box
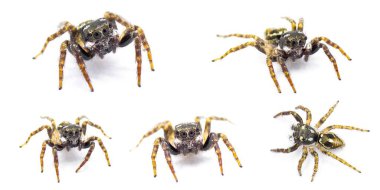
[20,125,52,148]
[197,116,231,144]
[277,57,296,93]
[81,120,111,139]
[321,125,369,134]
[295,105,312,125]
[314,101,339,129]
[136,26,155,71]
[75,115,88,125]
[58,40,69,90]
[271,144,300,153]
[309,147,319,182]
[317,43,342,80]
[265,28,287,45]
[298,18,304,31]
[214,143,224,175]
[152,137,178,182]
[282,17,297,31]
[311,37,351,61]
[266,57,282,93]
[135,121,174,148]
[75,55,94,92]
[104,11,134,29]
[134,36,143,87]
[85,136,111,167]
[52,148,60,183]
[273,111,303,124]
[212,41,257,62]
[40,116,57,129]
[40,140,50,173]
[75,142,95,173]
[297,146,308,176]
[216,33,263,41]
[33,21,76,59]
[317,145,361,173]
[218,133,242,167]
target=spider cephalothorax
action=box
[212,17,351,93]
[135,116,242,182]
[33,12,155,92]
[271,101,369,181]
[20,116,112,182]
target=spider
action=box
[33,11,155,92]
[212,17,351,93]
[271,101,369,181]
[134,116,242,182]
[19,116,112,182]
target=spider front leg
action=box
[151,137,179,182]
[321,125,370,134]
[81,120,111,139]
[277,57,296,93]
[273,111,303,124]
[135,36,143,87]
[295,105,312,125]
[19,125,52,148]
[308,147,319,182]
[270,144,300,153]
[195,116,231,144]
[297,146,308,176]
[216,33,263,41]
[74,54,94,92]
[40,140,51,173]
[136,26,155,71]
[311,37,352,61]
[135,121,175,148]
[75,142,95,173]
[266,57,282,93]
[81,136,111,167]
[212,41,257,62]
[316,145,361,173]
[52,148,60,183]
[33,22,76,59]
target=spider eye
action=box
[189,131,195,137]
[93,31,102,39]
[181,132,187,138]
[196,128,200,133]
[102,28,108,34]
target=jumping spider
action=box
[212,17,351,93]
[135,116,242,182]
[20,116,112,182]
[33,12,155,92]
[271,101,369,181]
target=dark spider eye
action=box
[175,131,179,137]
[109,23,113,28]
[103,28,108,34]
[196,128,200,133]
[181,132,187,138]
[189,131,195,137]
[94,31,101,39]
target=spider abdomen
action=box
[318,133,345,149]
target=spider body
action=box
[271,101,369,181]
[33,12,155,91]
[213,17,351,93]
[135,116,242,182]
[20,116,112,182]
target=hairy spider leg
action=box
[216,33,263,41]
[85,136,111,167]
[309,147,319,182]
[321,125,370,134]
[52,148,60,183]
[264,28,287,45]
[278,57,296,93]
[282,17,297,31]
[271,144,300,153]
[312,37,352,61]
[199,116,231,144]
[318,43,342,80]
[214,143,224,175]
[295,105,312,125]
[33,22,76,59]
[20,125,52,148]
[136,26,155,71]
[40,116,57,128]
[58,40,69,90]
[76,142,95,173]
[75,55,94,92]
[81,120,112,139]
[40,140,50,173]
[212,41,257,62]
[317,145,361,173]
[134,36,143,87]
[274,111,303,124]
[298,18,304,31]
[75,115,88,125]
[152,137,178,182]
[266,57,282,93]
[314,101,339,129]
[218,133,242,167]
[135,121,175,148]
[297,146,308,176]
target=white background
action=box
[0,0,379,189]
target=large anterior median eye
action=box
[181,132,187,138]
[188,130,195,138]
